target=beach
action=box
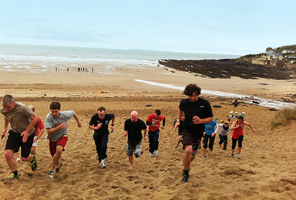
[1,59,296,200]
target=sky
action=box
[0,0,295,55]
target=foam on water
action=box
[134,79,295,110]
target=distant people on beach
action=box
[146,109,165,157]
[230,115,255,159]
[1,94,38,179]
[28,105,45,157]
[217,120,231,150]
[45,102,82,178]
[175,84,213,182]
[124,111,147,169]
[203,118,218,157]
[88,107,115,168]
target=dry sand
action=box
[1,62,296,200]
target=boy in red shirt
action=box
[146,109,165,157]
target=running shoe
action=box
[149,153,153,158]
[55,162,63,172]
[181,174,189,183]
[48,170,54,179]
[209,147,213,151]
[238,153,241,159]
[154,151,159,157]
[203,155,207,158]
[8,172,20,179]
[175,142,180,148]
[100,159,106,168]
[231,154,234,157]
[30,156,37,171]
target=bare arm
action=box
[74,112,82,128]
[174,109,184,131]
[47,123,67,135]
[124,130,128,137]
[244,121,256,133]
[21,114,38,143]
[110,116,115,133]
[143,129,147,141]
[1,117,9,139]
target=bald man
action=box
[124,111,147,168]
[28,105,45,156]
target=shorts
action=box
[5,130,34,158]
[126,140,142,156]
[182,131,201,151]
[49,135,68,157]
[32,136,39,147]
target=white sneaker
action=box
[100,159,106,168]
[238,153,241,159]
[149,153,153,158]
[154,151,159,157]
[48,170,54,179]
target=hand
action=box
[211,133,215,137]
[110,126,114,133]
[192,116,201,124]
[1,128,7,139]
[96,123,102,129]
[203,132,205,136]
[78,121,82,128]
[59,122,67,130]
[174,121,180,132]
[21,131,29,143]
[33,137,38,143]
[161,126,165,129]
[124,132,127,138]
[252,128,256,133]
[144,136,147,141]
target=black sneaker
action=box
[175,142,180,148]
[181,174,189,183]
[48,170,54,179]
[209,147,213,151]
[55,162,63,172]
[30,156,37,171]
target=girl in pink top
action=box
[230,115,255,159]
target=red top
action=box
[232,120,244,139]
[34,115,45,137]
[147,114,165,132]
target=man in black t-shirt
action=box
[175,84,213,182]
[124,111,147,169]
[89,107,115,168]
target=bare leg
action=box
[128,155,134,169]
[232,149,235,154]
[238,147,242,154]
[31,146,36,156]
[50,145,63,170]
[183,145,192,170]
[21,155,33,162]
[203,148,207,156]
[5,150,17,172]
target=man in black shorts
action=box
[1,94,38,179]
[175,84,213,182]
[124,111,147,169]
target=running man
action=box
[28,105,45,156]
[124,111,147,169]
[45,102,82,178]
[146,109,165,157]
[175,84,213,182]
[89,107,115,168]
[230,115,255,159]
[1,94,38,179]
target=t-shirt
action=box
[179,97,213,138]
[204,120,218,135]
[89,113,114,136]
[1,102,35,135]
[34,115,45,137]
[147,114,165,132]
[124,118,147,146]
[218,124,230,136]
[45,110,74,142]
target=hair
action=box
[50,102,61,110]
[183,84,201,96]
[98,107,106,112]
[237,115,244,120]
[1,94,14,106]
[155,109,161,115]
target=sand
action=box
[1,62,296,200]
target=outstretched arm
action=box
[245,121,255,133]
[74,112,82,128]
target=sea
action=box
[0,43,240,67]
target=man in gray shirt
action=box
[1,94,38,179]
[45,102,82,178]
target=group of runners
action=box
[1,83,255,183]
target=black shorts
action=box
[5,130,34,158]
[182,131,201,151]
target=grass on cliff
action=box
[270,107,296,129]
